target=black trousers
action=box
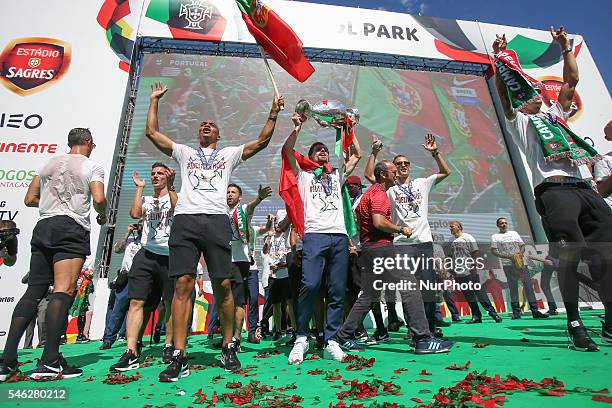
[534,182,612,304]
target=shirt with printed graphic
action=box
[140,194,173,255]
[297,168,346,235]
[388,174,437,244]
[172,143,243,215]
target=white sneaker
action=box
[288,336,309,365]
[323,339,347,362]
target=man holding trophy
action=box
[280,100,361,365]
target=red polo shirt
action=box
[355,183,393,247]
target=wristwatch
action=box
[431,150,440,158]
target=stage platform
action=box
[1,311,610,407]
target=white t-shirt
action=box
[120,236,142,273]
[491,230,524,266]
[37,154,105,231]
[388,175,437,244]
[260,252,271,288]
[141,194,173,256]
[450,232,478,276]
[172,143,243,215]
[266,230,290,279]
[229,203,252,263]
[505,101,583,187]
[594,151,612,209]
[297,168,346,235]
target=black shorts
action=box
[128,248,173,309]
[268,277,291,304]
[28,216,90,286]
[231,261,250,306]
[169,214,233,279]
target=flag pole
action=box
[258,46,284,111]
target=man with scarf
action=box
[281,112,361,364]
[227,183,272,347]
[493,27,612,351]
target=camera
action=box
[0,227,19,250]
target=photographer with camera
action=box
[0,220,18,267]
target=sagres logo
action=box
[538,76,583,122]
[0,37,71,96]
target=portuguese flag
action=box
[235,0,314,82]
[353,67,448,143]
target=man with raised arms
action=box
[146,82,283,379]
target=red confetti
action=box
[420,369,432,376]
[393,368,408,374]
[445,361,471,371]
[593,394,612,403]
[102,372,141,385]
[473,343,491,348]
[416,379,432,383]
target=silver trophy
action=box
[294,99,359,127]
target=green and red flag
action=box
[353,67,449,144]
[235,0,314,82]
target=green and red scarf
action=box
[279,149,357,239]
[495,49,600,165]
[232,204,250,244]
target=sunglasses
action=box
[394,161,410,166]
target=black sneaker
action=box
[30,356,82,380]
[339,338,365,352]
[247,333,260,344]
[99,342,112,350]
[547,309,559,316]
[491,313,503,323]
[532,310,549,319]
[354,328,368,341]
[0,360,20,382]
[511,312,522,320]
[436,320,451,327]
[567,320,599,352]
[451,316,462,322]
[159,350,190,382]
[466,318,482,324]
[273,331,282,341]
[76,335,90,344]
[162,344,174,364]
[414,337,454,354]
[110,350,140,373]
[58,354,83,378]
[602,324,612,345]
[220,342,241,372]
[366,330,390,345]
[60,335,67,345]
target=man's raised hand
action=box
[258,184,273,201]
[492,34,507,54]
[150,82,168,101]
[550,26,570,49]
[132,171,146,188]
[271,94,285,114]
[421,133,438,152]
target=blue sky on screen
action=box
[299,0,610,93]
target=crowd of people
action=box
[0,25,610,384]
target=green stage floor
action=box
[1,311,610,407]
